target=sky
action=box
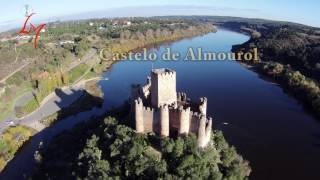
[1,0,319,31]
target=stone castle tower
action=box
[131,68,212,148]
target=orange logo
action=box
[17,13,46,48]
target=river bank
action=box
[243,61,320,119]
[2,28,320,180]
[230,31,320,121]
[96,30,320,180]
[0,27,218,178]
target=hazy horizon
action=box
[0,5,319,33]
[1,0,320,32]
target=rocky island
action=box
[31,68,251,179]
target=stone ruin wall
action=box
[136,97,212,148]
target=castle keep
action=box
[131,68,212,148]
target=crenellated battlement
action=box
[158,72,176,79]
[200,97,207,104]
[177,92,187,102]
[199,97,208,116]
[135,97,143,106]
[152,68,176,78]
[143,106,154,112]
[191,111,201,118]
[178,106,191,114]
[132,68,212,148]
[160,104,169,110]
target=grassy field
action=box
[68,64,90,84]
[0,82,33,122]
[15,97,39,119]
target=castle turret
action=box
[160,104,169,137]
[179,106,190,134]
[135,98,144,133]
[204,117,212,146]
[199,97,207,117]
[197,115,207,148]
[151,68,177,107]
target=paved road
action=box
[0,98,107,180]
[0,79,86,134]
[0,77,104,179]
[0,49,97,134]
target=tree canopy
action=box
[33,116,251,180]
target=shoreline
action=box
[1,26,318,179]
[238,61,320,120]
[225,23,320,120]
[4,27,217,131]
[16,76,102,122]
[0,31,219,176]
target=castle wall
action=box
[134,68,212,148]
[135,101,212,147]
[189,112,201,134]
[142,107,157,133]
[179,106,190,134]
[160,105,170,136]
[169,108,180,130]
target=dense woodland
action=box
[259,62,320,118]
[32,116,251,179]
[230,22,320,80]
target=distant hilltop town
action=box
[131,68,212,148]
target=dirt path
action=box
[0,61,30,84]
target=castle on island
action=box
[131,68,212,148]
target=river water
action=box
[1,29,320,180]
[99,29,320,180]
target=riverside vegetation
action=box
[1,15,319,178]
[260,62,320,117]
[0,125,35,171]
[225,18,320,119]
[0,17,216,173]
[32,115,251,179]
[0,17,216,121]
